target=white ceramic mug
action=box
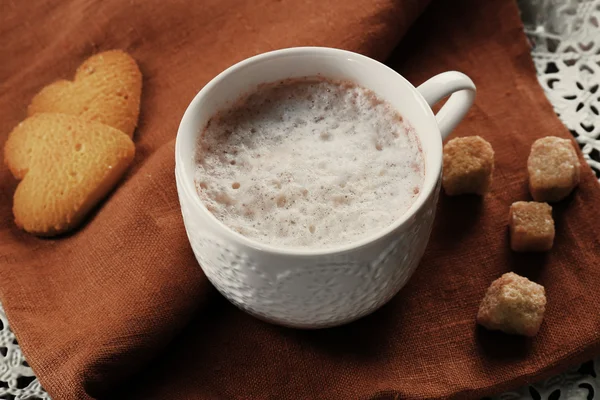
[175,47,475,328]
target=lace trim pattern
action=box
[0,306,49,400]
[520,0,600,179]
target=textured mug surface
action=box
[175,47,475,328]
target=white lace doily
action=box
[0,1,598,399]
[0,306,49,400]
[520,0,600,179]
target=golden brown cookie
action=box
[27,50,142,138]
[4,113,135,236]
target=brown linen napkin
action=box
[1,0,600,399]
[0,0,429,398]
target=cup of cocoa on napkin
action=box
[1,1,599,400]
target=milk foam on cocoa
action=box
[195,77,425,248]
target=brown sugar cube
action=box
[509,201,554,252]
[442,136,494,195]
[477,272,546,337]
[528,136,580,202]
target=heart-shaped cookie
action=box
[4,113,135,236]
[27,50,142,138]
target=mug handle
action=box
[416,71,476,140]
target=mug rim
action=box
[176,46,442,256]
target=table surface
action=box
[1,1,598,399]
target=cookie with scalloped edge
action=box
[4,113,135,236]
[28,50,142,138]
